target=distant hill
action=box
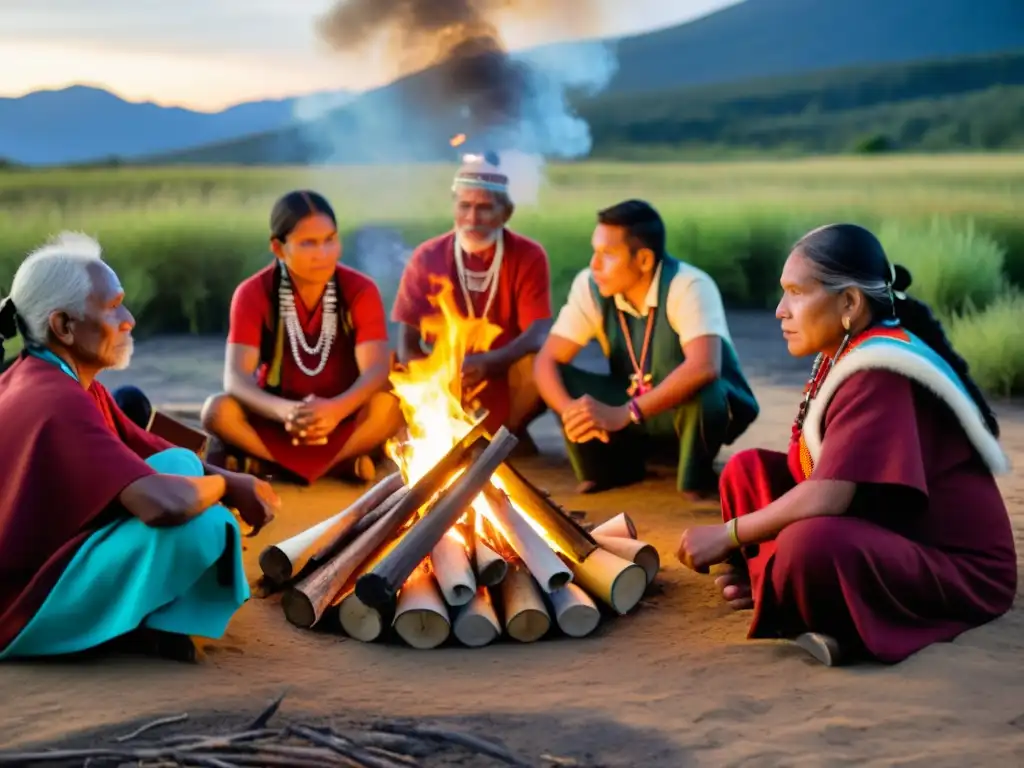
[4,0,1023,166]
[145,0,1024,165]
[582,51,1024,155]
[603,0,1024,94]
[0,85,354,166]
[152,51,1024,164]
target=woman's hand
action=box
[223,473,279,535]
[286,395,346,444]
[676,524,736,573]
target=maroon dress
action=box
[720,368,1017,663]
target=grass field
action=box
[1,155,1022,395]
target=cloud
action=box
[0,0,328,54]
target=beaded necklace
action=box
[278,267,337,377]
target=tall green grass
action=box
[1,156,1022,394]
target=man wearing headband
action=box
[0,233,276,662]
[392,152,552,448]
[535,200,760,498]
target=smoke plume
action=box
[302,0,617,202]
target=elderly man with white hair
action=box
[391,152,553,449]
[0,232,278,663]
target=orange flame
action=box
[386,276,566,557]
[450,133,467,147]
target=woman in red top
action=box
[675,223,1016,666]
[202,191,403,485]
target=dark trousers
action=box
[559,365,733,493]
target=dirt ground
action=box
[1,312,1022,767]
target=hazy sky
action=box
[0,0,735,110]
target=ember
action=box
[261,279,658,648]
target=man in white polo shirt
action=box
[534,199,759,498]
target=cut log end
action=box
[338,593,384,643]
[394,611,451,650]
[280,589,317,629]
[593,534,661,587]
[354,572,394,607]
[258,546,293,584]
[572,547,648,615]
[507,610,551,643]
[608,562,648,615]
[549,583,601,638]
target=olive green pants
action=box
[558,365,734,493]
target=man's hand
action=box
[223,473,279,535]
[461,352,501,391]
[560,395,631,443]
[286,395,346,444]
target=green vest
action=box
[588,255,759,443]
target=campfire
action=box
[259,279,659,648]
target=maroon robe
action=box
[0,356,173,653]
[720,369,1017,663]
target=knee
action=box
[146,447,204,477]
[774,517,854,582]
[112,385,153,429]
[178,505,240,560]
[201,393,241,434]
[367,390,405,431]
[719,449,771,491]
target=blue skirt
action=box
[0,448,249,659]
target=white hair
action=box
[8,231,104,344]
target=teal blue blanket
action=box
[0,448,249,659]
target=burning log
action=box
[473,539,508,587]
[452,587,501,647]
[593,534,660,587]
[484,486,572,593]
[493,463,597,563]
[548,583,601,638]
[570,548,647,616]
[590,512,637,540]
[257,472,404,584]
[430,532,476,607]
[392,562,451,650]
[281,485,410,628]
[356,428,519,608]
[500,562,551,643]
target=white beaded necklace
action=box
[453,232,504,320]
[278,267,337,377]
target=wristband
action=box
[627,399,644,425]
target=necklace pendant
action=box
[627,373,653,397]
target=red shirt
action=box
[228,262,389,350]
[226,262,389,401]
[391,229,552,349]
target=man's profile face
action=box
[453,187,509,253]
[589,223,649,298]
[71,262,135,371]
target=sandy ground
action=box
[2,312,1023,766]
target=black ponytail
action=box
[894,287,1001,437]
[0,296,18,365]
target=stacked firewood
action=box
[258,426,660,649]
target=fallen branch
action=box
[114,712,189,742]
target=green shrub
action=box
[878,218,1007,316]
[947,291,1024,398]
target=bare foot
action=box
[714,564,753,610]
